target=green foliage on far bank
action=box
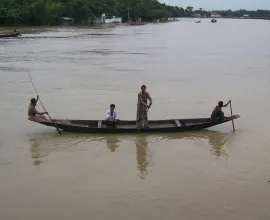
[213,9,270,18]
[0,0,269,25]
[0,0,181,25]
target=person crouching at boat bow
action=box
[211,100,231,121]
[28,96,49,123]
[105,104,119,127]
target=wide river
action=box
[0,18,270,220]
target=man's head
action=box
[31,98,37,106]
[141,85,146,92]
[218,101,223,107]
[110,104,115,111]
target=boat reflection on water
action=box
[208,132,229,157]
[162,130,231,158]
[28,130,232,172]
[28,133,103,166]
[29,133,65,166]
[104,135,121,152]
[134,131,231,179]
[135,135,151,179]
[29,136,44,166]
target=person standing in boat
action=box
[211,100,231,120]
[105,104,119,127]
[28,96,49,122]
[137,85,152,128]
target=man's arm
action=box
[29,105,42,115]
[34,95,43,113]
[223,100,231,107]
[115,111,119,120]
[34,108,47,115]
[147,93,153,107]
[105,110,111,120]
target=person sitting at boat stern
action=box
[28,96,49,123]
[105,104,119,127]
[210,100,231,121]
[137,85,152,128]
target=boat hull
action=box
[38,115,240,134]
[0,32,20,38]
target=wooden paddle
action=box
[229,100,235,132]
[28,72,63,135]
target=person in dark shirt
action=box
[211,100,231,120]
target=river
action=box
[0,18,270,220]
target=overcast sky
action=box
[161,0,270,10]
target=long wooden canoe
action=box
[0,32,21,38]
[37,115,240,134]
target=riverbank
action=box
[1,15,269,29]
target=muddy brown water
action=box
[0,19,270,219]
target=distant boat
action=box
[0,32,21,38]
[195,19,201,23]
[211,19,217,23]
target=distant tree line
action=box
[0,0,269,25]
[212,9,270,18]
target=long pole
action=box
[28,73,63,135]
[229,101,235,132]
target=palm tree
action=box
[185,6,193,16]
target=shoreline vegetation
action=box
[0,0,270,26]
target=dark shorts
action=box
[216,115,224,120]
[106,120,119,127]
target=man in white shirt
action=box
[105,104,119,127]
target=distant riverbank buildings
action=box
[61,14,122,26]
